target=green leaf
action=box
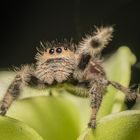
[78,110,140,140]
[0,46,138,140]
[0,116,44,140]
[7,96,80,140]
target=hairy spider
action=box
[0,26,139,128]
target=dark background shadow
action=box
[1,0,140,83]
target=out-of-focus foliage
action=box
[78,110,140,140]
[0,116,44,140]
[0,46,140,140]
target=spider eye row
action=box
[49,47,67,54]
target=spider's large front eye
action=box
[49,48,55,54]
[56,47,62,53]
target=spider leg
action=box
[0,65,33,115]
[109,81,140,108]
[62,80,89,98]
[88,78,108,128]
[88,89,102,128]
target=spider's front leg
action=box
[88,77,108,128]
[75,26,113,128]
[0,65,33,115]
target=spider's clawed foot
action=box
[0,104,7,116]
[88,119,96,129]
[125,84,140,109]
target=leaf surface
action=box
[0,116,44,140]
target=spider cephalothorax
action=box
[0,26,139,128]
[35,42,77,84]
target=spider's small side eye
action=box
[49,48,55,54]
[56,47,62,53]
[64,47,67,50]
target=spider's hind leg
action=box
[109,81,140,109]
[125,84,140,109]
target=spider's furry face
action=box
[35,43,77,84]
[40,46,75,63]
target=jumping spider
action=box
[0,26,139,128]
